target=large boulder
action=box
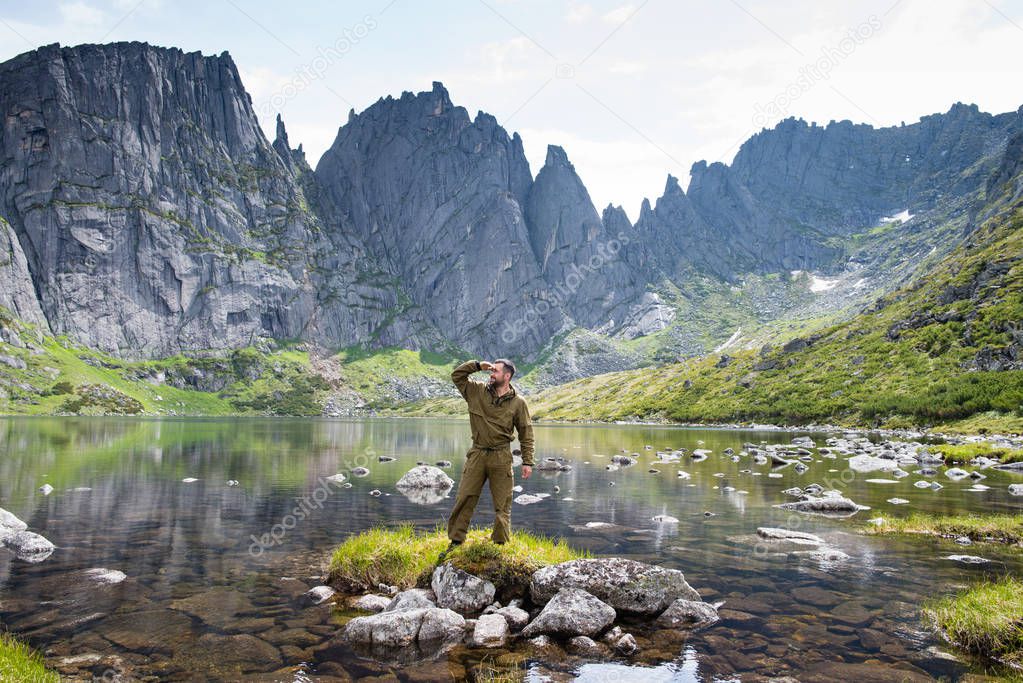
[431,563,496,616]
[396,466,455,490]
[521,587,616,638]
[531,558,699,615]
[340,607,465,647]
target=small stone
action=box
[349,594,391,612]
[655,599,719,628]
[304,586,336,605]
[566,635,605,656]
[471,613,509,648]
[495,605,529,631]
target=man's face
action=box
[490,362,511,386]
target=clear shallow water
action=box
[0,416,1021,681]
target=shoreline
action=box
[1,410,1021,448]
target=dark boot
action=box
[437,540,462,562]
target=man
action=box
[442,358,534,556]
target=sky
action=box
[1,0,1022,220]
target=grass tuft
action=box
[925,576,1023,668]
[327,524,588,594]
[865,513,1023,546]
[0,631,60,683]
[931,442,1023,465]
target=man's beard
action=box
[487,377,508,392]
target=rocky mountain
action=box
[0,41,409,359]
[513,134,1023,431]
[1,41,1022,398]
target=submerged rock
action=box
[567,634,609,656]
[521,587,616,637]
[655,598,720,629]
[431,563,496,616]
[83,568,127,585]
[514,494,545,505]
[943,555,990,564]
[755,527,823,544]
[531,558,699,615]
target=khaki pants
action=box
[446,446,514,543]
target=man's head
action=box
[489,358,516,388]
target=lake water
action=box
[1,416,1021,681]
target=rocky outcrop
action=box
[520,587,616,638]
[0,42,405,359]
[530,557,700,615]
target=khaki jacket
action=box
[451,360,535,466]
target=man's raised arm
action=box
[515,402,535,467]
[452,359,483,401]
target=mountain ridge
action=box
[1,40,1022,421]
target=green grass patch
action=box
[931,442,1023,465]
[0,631,60,682]
[925,576,1023,668]
[327,524,587,594]
[864,513,1023,546]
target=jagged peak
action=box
[544,145,572,169]
[663,173,684,196]
[274,113,289,148]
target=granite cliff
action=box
[1,41,1021,397]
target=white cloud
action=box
[565,2,594,23]
[58,1,105,26]
[602,4,637,25]
[607,60,647,75]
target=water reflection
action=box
[0,417,1020,680]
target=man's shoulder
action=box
[509,387,529,409]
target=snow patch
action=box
[809,275,839,293]
[714,327,742,353]
[881,209,914,223]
